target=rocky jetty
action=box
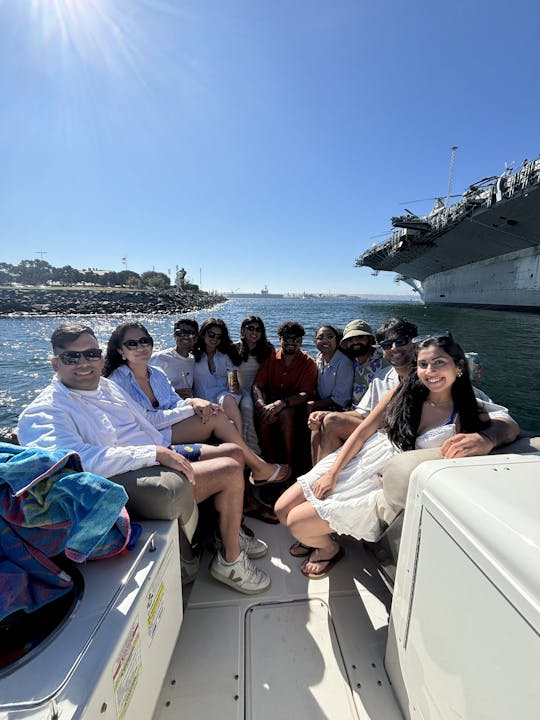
[0,288,227,316]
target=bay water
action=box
[1,296,539,437]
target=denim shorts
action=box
[172,443,203,462]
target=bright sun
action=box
[28,0,128,70]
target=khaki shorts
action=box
[377,433,540,524]
[110,465,198,541]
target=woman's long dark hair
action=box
[237,316,274,363]
[193,318,241,365]
[103,322,153,377]
[384,334,490,451]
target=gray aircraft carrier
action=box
[356,157,540,311]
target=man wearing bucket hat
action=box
[308,317,406,463]
[339,319,388,406]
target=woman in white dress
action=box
[275,333,492,579]
[234,316,274,454]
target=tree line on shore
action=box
[0,259,196,291]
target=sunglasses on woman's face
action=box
[206,331,222,340]
[245,325,262,333]
[412,332,451,345]
[122,336,153,349]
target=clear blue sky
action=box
[1,0,538,295]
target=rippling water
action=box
[1,297,539,436]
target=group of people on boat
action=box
[16,313,525,594]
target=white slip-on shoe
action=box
[210,550,271,595]
[239,525,268,559]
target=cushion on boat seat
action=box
[377,431,540,525]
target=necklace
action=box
[427,397,452,408]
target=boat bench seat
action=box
[367,429,540,588]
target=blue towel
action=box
[0,442,131,620]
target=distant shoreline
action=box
[0,287,227,316]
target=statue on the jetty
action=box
[175,266,187,293]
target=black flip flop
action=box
[300,545,345,579]
[289,541,314,557]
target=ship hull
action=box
[418,244,540,311]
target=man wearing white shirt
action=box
[151,318,198,398]
[18,323,272,595]
[309,318,419,462]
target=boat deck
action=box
[152,519,403,720]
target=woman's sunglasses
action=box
[412,332,451,345]
[122,336,153,349]
[206,331,222,340]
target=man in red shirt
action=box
[253,321,318,480]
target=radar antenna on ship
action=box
[446,145,458,206]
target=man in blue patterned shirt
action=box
[308,318,415,463]
[340,319,388,407]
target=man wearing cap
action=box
[308,317,415,463]
[341,319,388,407]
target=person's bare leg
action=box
[317,413,363,461]
[276,408,297,467]
[170,412,288,481]
[310,428,321,466]
[286,501,339,575]
[255,417,277,462]
[198,442,244,466]
[274,481,307,524]
[204,412,289,481]
[221,395,243,436]
[192,456,244,562]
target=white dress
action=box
[237,354,261,453]
[298,421,456,541]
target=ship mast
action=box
[446,145,458,206]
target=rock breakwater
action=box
[0,288,226,316]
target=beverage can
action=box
[227,369,239,393]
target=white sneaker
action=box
[239,526,268,559]
[210,550,271,595]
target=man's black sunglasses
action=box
[379,336,410,350]
[174,329,197,337]
[56,349,103,365]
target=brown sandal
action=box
[289,541,314,558]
